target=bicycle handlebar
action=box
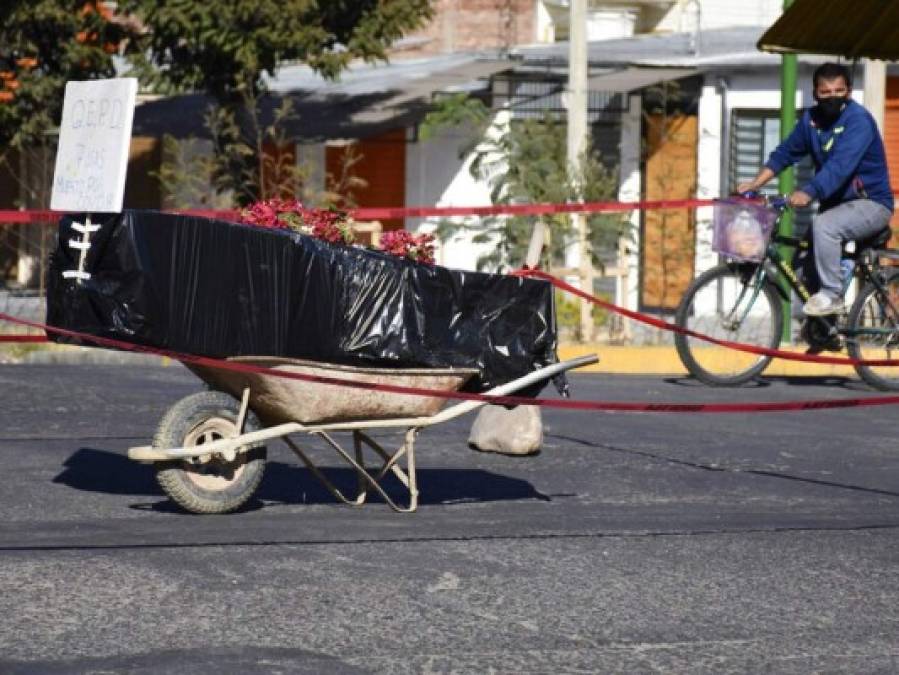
[736,191,790,212]
[768,195,790,211]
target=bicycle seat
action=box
[854,227,892,252]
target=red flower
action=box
[239,201,435,264]
[239,200,354,244]
[239,199,293,229]
[379,230,435,265]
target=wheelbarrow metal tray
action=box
[47,210,559,393]
[188,356,479,425]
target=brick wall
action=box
[396,0,536,56]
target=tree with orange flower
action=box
[0,2,138,150]
[0,0,433,207]
[0,2,141,208]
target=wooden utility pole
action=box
[864,59,886,132]
[524,0,592,344]
[567,0,592,342]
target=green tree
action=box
[421,95,629,273]
[123,0,433,97]
[122,0,433,204]
[0,1,433,206]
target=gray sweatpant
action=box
[813,199,893,298]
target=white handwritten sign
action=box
[50,78,137,213]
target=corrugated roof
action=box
[133,53,512,141]
[758,0,899,61]
[264,53,509,96]
[587,66,696,92]
[513,27,818,68]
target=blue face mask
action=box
[815,95,848,127]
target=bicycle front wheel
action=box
[847,268,899,391]
[674,263,783,386]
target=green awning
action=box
[758,0,899,61]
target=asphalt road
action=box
[1,362,898,673]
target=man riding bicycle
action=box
[737,62,894,317]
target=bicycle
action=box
[674,195,899,390]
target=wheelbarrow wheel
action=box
[154,391,267,514]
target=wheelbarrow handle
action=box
[428,353,599,424]
[559,354,600,370]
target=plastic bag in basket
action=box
[712,201,776,262]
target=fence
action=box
[0,215,56,338]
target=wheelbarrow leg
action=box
[282,436,364,507]
[313,430,421,513]
[353,432,368,506]
[354,431,410,487]
[405,428,419,512]
[284,431,420,512]
[356,427,418,511]
[349,429,416,507]
[350,429,419,511]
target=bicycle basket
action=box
[712,201,777,262]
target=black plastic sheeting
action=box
[46,210,560,394]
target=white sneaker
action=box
[803,292,845,316]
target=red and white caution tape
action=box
[4,311,899,414]
[0,197,715,226]
[517,268,899,368]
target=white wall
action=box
[536,0,556,43]
[655,0,782,31]
[695,80,722,277]
[538,1,639,42]
[404,114,508,270]
[617,93,642,312]
[586,7,638,39]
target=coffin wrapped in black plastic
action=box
[46,210,559,393]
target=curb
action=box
[557,344,861,377]
[5,341,865,378]
[19,345,173,367]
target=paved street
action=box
[1,362,898,673]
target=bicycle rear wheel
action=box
[846,268,899,391]
[674,263,783,386]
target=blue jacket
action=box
[765,99,894,213]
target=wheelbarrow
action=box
[128,354,598,514]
